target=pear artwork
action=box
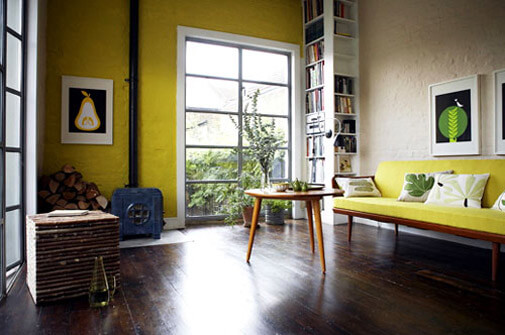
[75,90,101,131]
[438,98,468,143]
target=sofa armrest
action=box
[332,175,375,188]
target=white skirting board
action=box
[163,217,185,230]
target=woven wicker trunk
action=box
[26,211,120,304]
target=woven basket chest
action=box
[26,211,120,304]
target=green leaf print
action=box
[349,180,373,187]
[438,106,468,143]
[355,186,374,192]
[438,175,486,207]
[404,174,435,197]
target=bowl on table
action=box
[272,182,289,192]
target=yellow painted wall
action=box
[44,0,302,216]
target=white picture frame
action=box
[494,69,505,155]
[61,76,113,145]
[429,75,480,156]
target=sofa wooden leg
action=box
[394,224,399,236]
[492,242,500,282]
[347,216,353,242]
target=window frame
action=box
[1,0,26,298]
[184,37,292,220]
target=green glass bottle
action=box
[89,256,110,308]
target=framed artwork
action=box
[339,157,352,172]
[429,75,480,156]
[494,69,505,155]
[61,76,113,144]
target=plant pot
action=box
[265,205,285,225]
[242,206,254,227]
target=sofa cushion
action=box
[492,190,505,212]
[424,174,489,208]
[335,177,381,198]
[397,170,452,202]
[333,197,505,235]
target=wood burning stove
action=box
[111,188,163,240]
[111,0,164,241]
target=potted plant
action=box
[222,171,260,227]
[263,199,292,225]
[232,89,285,190]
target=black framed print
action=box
[61,76,113,144]
[429,75,480,156]
[495,69,505,155]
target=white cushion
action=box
[397,170,453,202]
[492,190,505,212]
[336,177,381,198]
[424,174,489,208]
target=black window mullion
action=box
[5,27,21,41]
[5,87,21,96]
[237,48,243,182]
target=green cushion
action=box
[334,197,505,235]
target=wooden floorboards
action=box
[1,221,505,334]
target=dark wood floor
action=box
[1,221,505,335]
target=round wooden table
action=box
[244,188,344,273]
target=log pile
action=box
[26,211,120,304]
[38,164,109,213]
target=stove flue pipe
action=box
[128,0,139,188]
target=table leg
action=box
[306,201,315,253]
[312,199,326,273]
[246,198,262,262]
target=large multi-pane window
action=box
[184,39,291,219]
[1,0,25,298]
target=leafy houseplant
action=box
[232,89,285,189]
[222,171,260,226]
[264,199,292,225]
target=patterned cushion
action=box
[492,190,505,212]
[335,177,381,198]
[397,170,453,202]
[424,174,490,208]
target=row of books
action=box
[335,135,357,153]
[338,119,356,134]
[306,89,324,114]
[306,41,324,65]
[308,158,325,184]
[334,22,353,38]
[306,135,324,157]
[305,19,324,44]
[336,96,353,114]
[335,75,353,95]
[306,62,324,89]
[334,1,351,19]
[304,0,324,23]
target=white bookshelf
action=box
[303,0,360,224]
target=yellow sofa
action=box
[333,159,505,281]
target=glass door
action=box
[184,38,292,220]
[1,0,25,299]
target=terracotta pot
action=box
[242,206,254,227]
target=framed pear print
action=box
[494,69,505,155]
[429,75,480,156]
[61,76,113,144]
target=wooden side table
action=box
[244,188,344,273]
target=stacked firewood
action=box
[38,164,108,212]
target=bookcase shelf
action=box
[303,0,360,223]
[305,14,324,26]
[334,16,356,24]
[334,33,355,40]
